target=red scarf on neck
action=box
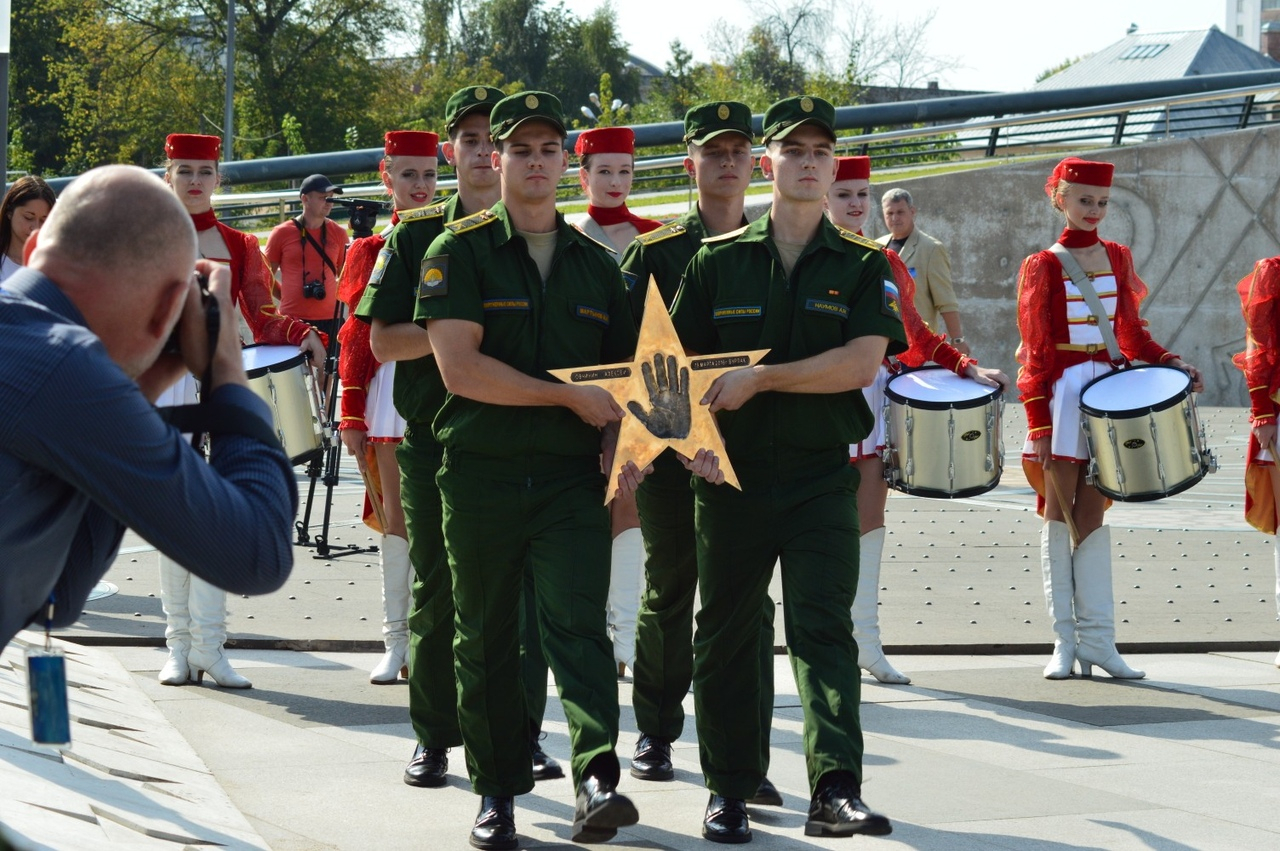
[189,209,218,232]
[587,203,662,234]
[1057,226,1100,248]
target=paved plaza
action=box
[4,405,1280,850]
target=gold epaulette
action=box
[701,224,750,244]
[635,222,685,246]
[398,201,447,223]
[571,224,618,255]
[835,227,885,252]
[445,209,497,234]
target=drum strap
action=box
[1049,243,1123,364]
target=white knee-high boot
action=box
[370,534,412,683]
[608,527,644,675]
[852,527,909,684]
[1073,525,1143,679]
[187,574,251,688]
[158,556,193,685]
[1041,521,1076,679]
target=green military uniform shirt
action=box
[671,214,907,459]
[414,200,638,460]
[355,194,466,423]
[618,206,744,320]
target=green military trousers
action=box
[691,451,864,799]
[399,425,463,750]
[438,452,620,796]
[634,449,775,772]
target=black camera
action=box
[163,273,215,355]
[329,197,387,240]
[302,278,326,300]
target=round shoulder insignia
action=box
[800,97,814,113]
[717,104,730,120]
[525,94,539,109]
[475,87,487,101]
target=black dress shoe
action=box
[470,796,517,850]
[630,733,674,781]
[702,794,750,844]
[747,775,783,807]
[531,731,565,781]
[804,778,892,837]
[403,743,448,788]
[572,775,639,843]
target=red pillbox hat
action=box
[165,134,221,161]
[384,131,439,158]
[574,126,635,157]
[835,156,871,181]
[1046,157,1113,197]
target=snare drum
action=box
[883,366,1003,499]
[242,344,323,465]
[1078,364,1216,501]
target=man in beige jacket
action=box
[878,188,970,356]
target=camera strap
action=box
[294,217,337,281]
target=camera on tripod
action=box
[328,197,388,240]
[302,278,326,300]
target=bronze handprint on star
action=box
[550,278,768,499]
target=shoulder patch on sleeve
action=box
[418,255,449,299]
[635,222,685,246]
[571,224,618,255]
[445,209,497,234]
[701,224,750,244]
[398,201,447,223]
[621,271,639,292]
[368,247,393,288]
[881,278,902,319]
[836,227,885,252]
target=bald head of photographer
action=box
[0,164,298,650]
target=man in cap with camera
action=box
[415,91,643,849]
[672,95,899,842]
[266,173,347,340]
[0,164,297,652]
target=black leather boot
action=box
[470,796,517,850]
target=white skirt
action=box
[364,362,406,441]
[851,364,891,461]
[1022,359,1115,462]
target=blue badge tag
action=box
[27,647,70,746]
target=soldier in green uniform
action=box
[416,91,642,850]
[671,96,901,843]
[356,85,560,789]
[617,101,779,806]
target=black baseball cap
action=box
[299,174,340,195]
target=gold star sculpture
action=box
[549,278,768,501]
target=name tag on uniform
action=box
[369,247,393,288]
[483,298,531,312]
[804,298,849,319]
[418,255,448,298]
[907,267,917,278]
[881,279,902,319]
[575,304,610,326]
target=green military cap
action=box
[762,95,837,144]
[683,101,755,145]
[445,85,507,135]
[489,91,567,141]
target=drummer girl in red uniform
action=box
[336,130,438,683]
[574,126,663,676]
[1233,256,1280,667]
[157,133,325,689]
[826,156,1008,684]
[1017,157,1202,680]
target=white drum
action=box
[1078,364,1217,502]
[242,344,323,465]
[883,366,1004,499]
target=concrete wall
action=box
[854,124,1280,406]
